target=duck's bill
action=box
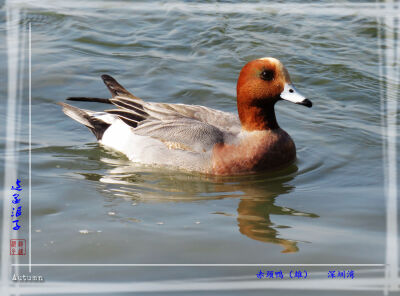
[280,83,312,108]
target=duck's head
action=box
[236,57,312,131]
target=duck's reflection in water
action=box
[237,197,314,253]
[79,156,318,253]
[212,173,318,253]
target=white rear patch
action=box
[100,119,211,172]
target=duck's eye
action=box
[260,69,274,81]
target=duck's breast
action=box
[211,129,296,175]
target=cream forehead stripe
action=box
[258,57,280,64]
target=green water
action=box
[0,1,398,295]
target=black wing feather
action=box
[101,74,141,100]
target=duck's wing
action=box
[97,75,241,152]
[63,75,241,153]
[99,75,241,135]
[143,102,241,134]
[104,101,232,153]
[136,117,227,152]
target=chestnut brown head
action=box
[236,57,312,131]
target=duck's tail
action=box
[60,74,143,140]
[58,102,111,140]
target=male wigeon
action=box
[60,57,312,175]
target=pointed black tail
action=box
[67,97,112,104]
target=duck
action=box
[59,57,312,175]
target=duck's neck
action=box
[237,98,280,131]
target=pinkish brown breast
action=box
[211,129,296,175]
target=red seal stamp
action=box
[10,239,26,255]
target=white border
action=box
[28,21,32,275]
[381,1,399,292]
[11,263,387,267]
[2,4,20,296]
